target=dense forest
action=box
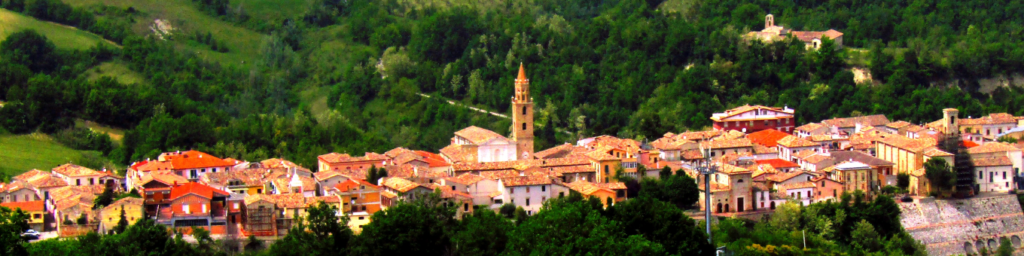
[3,171,929,255]
[2,0,1024,169]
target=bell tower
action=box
[512,63,534,160]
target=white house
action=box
[494,175,568,215]
[450,126,518,162]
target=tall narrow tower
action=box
[512,63,535,160]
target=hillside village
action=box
[3,64,1024,255]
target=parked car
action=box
[21,229,40,240]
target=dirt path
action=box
[417,93,509,119]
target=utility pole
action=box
[698,146,718,244]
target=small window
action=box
[526,199,531,205]
[522,122,527,130]
[541,186,546,192]
[358,216,365,220]
[522,106,527,115]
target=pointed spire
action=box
[517,62,527,81]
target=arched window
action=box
[522,122,527,130]
[522,106,527,115]
[736,179,744,183]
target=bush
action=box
[52,127,114,155]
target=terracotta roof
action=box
[313,169,346,181]
[140,171,190,187]
[752,144,778,154]
[877,135,937,152]
[777,135,818,148]
[779,181,816,190]
[0,200,45,212]
[384,147,415,158]
[131,160,175,173]
[50,164,100,177]
[966,142,1020,154]
[4,180,32,193]
[671,130,723,141]
[808,135,839,142]
[25,173,68,188]
[169,182,229,200]
[583,135,643,153]
[681,149,704,160]
[517,63,527,81]
[535,143,579,159]
[13,169,50,182]
[972,156,1012,167]
[243,193,275,205]
[445,173,485,185]
[440,144,477,163]
[793,150,817,160]
[751,164,779,178]
[755,159,800,169]
[905,125,926,133]
[270,193,307,209]
[796,123,825,132]
[700,138,753,149]
[718,130,746,140]
[386,164,450,180]
[318,152,389,164]
[162,150,234,169]
[260,158,306,170]
[334,178,379,192]
[789,30,843,43]
[746,129,790,147]
[305,196,341,207]
[103,197,143,212]
[430,184,472,199]
[767,171,809,183]
[565,180,615,195]
[454,126,506,145]
[414,151,451,167]
[500,175,554,187]
[585,149,618,161]
[885,121,913,129]
[822,115,890,128]
[827,151,894,167]
[205,168,281,187]
[717,163,752,175]
[49,185,104,203]
[710,105,793,121]
[380,177,423,193]
[960,113,1018,125]
[923,148,954,157]
[272,174,317,193]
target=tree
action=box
[851,220,881,252]
[191,226,215,255]
[245,235,264,251]
[1,206,30,255]
[267,201,351,255]
[609,196,713,255]
[499,203,516,219]
[451,210,513,256]
[114,206,129,234]
[94,185,115,209]
[350,192,457,256]
[924,157,955,194]
[366,165,379,185]
[659,166,672,179]
[897,173,911,191]
[770,201,802,230]
[504,196,665,255]
[0,29,56,72]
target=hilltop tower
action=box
[512,63,535,160]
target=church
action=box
[440,63,535,163]
[747,14,844,50]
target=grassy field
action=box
[85,60,147,85]
[0,134,101,178]
[0,8,117,49]
[228,0,310,22]
[75,119,126,143]
[65,0,265,68]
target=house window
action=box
[736,179,744,183]
[183,204,190,214]
[526,199,531,205]
[452,186,456,191]
[464,203,469,211]
[526,187,530,193]
[202,204,207,213]
[90,179,95,185]
[542,186,546,192]
[980,171,983,179]
[358,216,365,220]
[510,188,514,193]
[76,179,81,186]
[1004,172,1007,180]
[522,106,527,115]
[522,123,527,130]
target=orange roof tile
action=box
[161,150,234,170]
[777,135,818,148]
[822,115,890,128]
[972,156,1012,167]
[700,138,753,149]
[793,150,817,160]
[877,135,937,152]
[885,121,912,129]
[752,144,778,154]
[131,160,175,173]
[445,173,485,185]
[500,175,554,187]
[454,126,506,145]
[717,163,753,175]
[796,123,825,132]
[205,168,281,187]
[967,142,1020,154]
[779,181,816,190]
[334,178,379,192]
[260,158,306,170]
[923,148,954,157]
[440,144,477,163]
[0,200,45,212]
[565,180,613,195]
[140,171,189,187]
[682,149,704,160]
[960,113,1018,125]
[746,129,790,147]
[755,159,800,169]
[169,182,229,200]
[961,140,980,148]
[380,177,424,193]
[51,163,102,177]
[13,169,49,182]
[25,174,67,189]
[414,150,451,168]
[318,152,389,164]
[697,181,731,192]
[384,147,415,158]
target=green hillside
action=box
[0,134,104,178]
[0,8,115,49]
[85,60,147,85]
[65,0,265,67]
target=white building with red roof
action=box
[710,105,796,134]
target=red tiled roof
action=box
[960,113,1018,125]
[755,159,800,169]
[967,142,1020,154]
[13,169,49,182]
[131,160,175,173]
[961,140,980,148]
[335,178,379,192]
[445,173,485,185]
[380,177,424,193]
[162,150,234,170]
[141,171,189,187]
[501,175,554,187]
[710,105,791,121]
[972,156,1012,167]
[877,135,937,152]
[796,123,825,132]
[0,200,45,212]
[415,151,451,168]
[260,158,306,170]
[699,138,753,149]
[746,129,790,147]
[822,115,890,128]
[440,144,477,163]
[169,182,229,200]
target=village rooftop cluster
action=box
[3,63,1024,239]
